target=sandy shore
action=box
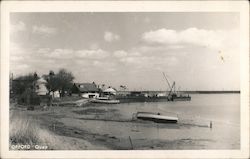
[9,102,240,150]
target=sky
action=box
[10,12,240,91]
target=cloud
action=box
[37,48,51,54]
[135,45,184,55]
[142,28,237,50]
[10,21,26,33]
[112,47,180,70]
[11,46,112,76]
[76,49,109,59]
[49,49,74,59]
[93,61,101,66]
[120,57,139,64]
[15,64,30,70]
[89,43,99,50]
[11,56,24,62]
[104,31,120,42]
[10,42,34,68]
[37,48,109,60]
[32,25,57,35]
[113,50,128,58]
[37,48,73,59]
[10,42,33,75]
[119,55,179,72]
[10,42,25,56]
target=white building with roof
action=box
[103,87,117,95]
[35,78,48,96]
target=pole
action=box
[53,123,56,131]
[129,136,134,150]
[210,121,213,129]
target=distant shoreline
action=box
[181,91,240,94]
[117,91,240,94]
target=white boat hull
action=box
[136,112,178,123]
[91,99,120,104]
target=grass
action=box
[9,111,63,150]
[52,96,83,102]
[9,108,105,150]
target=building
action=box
[35,78,48,96]
[103,87,117,95]
[71,83,100,98]
[49,91,60,98]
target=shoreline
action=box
[9,99,240,150]
[117,91,240,94]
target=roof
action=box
[74,83,99,92]
[36,78,47,84]
[104,88,116,93]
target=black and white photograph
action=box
[1,1,249,159]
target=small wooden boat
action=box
[91,97,120,104]
[136,112,178,123]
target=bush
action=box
[17,89,40,105]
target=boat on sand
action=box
[136,112,178,123]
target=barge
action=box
[115,91,191,103]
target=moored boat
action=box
[136,112,178,123]
[91,97,120,104]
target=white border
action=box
[1,1,249,158]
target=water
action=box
[117,94,240,125]
[75,94,240,149]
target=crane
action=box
[162,72,171,90]
[162,72,176,99]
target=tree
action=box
[12,72,39,95]
[43,69,74,97]
[49,70,55,76]
[56,69,74,97]
[12,72,40,105]
[43,70,59,96]
[101,84,106,90]
[120,85,127,91]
